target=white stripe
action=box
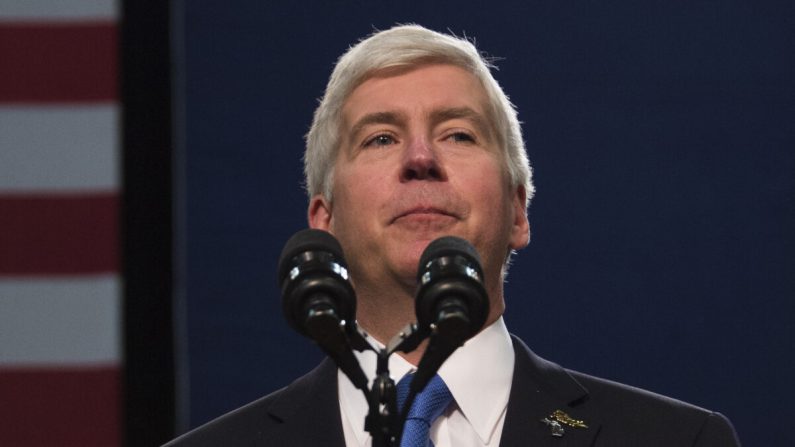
[0,104,119,192]
[0,0,118,21]
[0,275,120,365]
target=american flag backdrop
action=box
[0,1,122,445]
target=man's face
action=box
[309,64,529,294]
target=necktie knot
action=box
[396,373,453,447]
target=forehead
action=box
[341,64,492,127]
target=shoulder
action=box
[162,358,342,447]
[571,369,713,417]
[161,390,282,447]
[569,370,739,445]
[508,335,740,446]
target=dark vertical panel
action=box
[121,0,176,445]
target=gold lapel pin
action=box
[551,409,588,429]
[540,410,588,437]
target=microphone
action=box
[278,229,355,336]
[415,236,489,342]
[408,236,489,397]
[277,228,367,391]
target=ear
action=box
[508,185,530,250]
[308,194,333,231]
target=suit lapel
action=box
[500,336,602,447]
[266,358,346,446]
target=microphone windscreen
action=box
[277,229,344,285]
[417,236,483,281]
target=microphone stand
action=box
[321,318,465,447]
[362,323,427,447]
[322,316,465,446]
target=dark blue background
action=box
[173,1,795,445]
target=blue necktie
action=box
[396,373,453,447]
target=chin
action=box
[394,258,420,282]
[387,251,424,287]
[385,233,449,283]
[403,238,433,262]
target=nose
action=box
[400,137,446,182]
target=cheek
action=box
[334,174,367,210]
[337,162,392,203]
[467,165,516,230]
[330,168,379,228]
[463,160,506,197]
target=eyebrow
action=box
[429,107,493,141]
[347,106,493,144]
[349,111,408,142]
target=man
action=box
[166,24,740,446]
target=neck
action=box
[354,275,506,366]
[354,280,416,347]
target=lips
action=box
[391,206,456,223]
[386,187,468,225]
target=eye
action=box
[447,131,476,144]
[363,133,397,148]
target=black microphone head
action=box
[278,229,345,285]
[415,236,489,342]
[417,236,483,282]
[278,229,355,338]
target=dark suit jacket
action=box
[164,336,740,446]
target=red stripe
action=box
[0,22,117,102]
[0,193,119,275]
[0,366,120,447]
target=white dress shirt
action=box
[338,317,515,447]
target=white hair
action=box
[304,24,534,208]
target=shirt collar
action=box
[338,317,514,446]
[438,317,514,444]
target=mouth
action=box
[391,207,456,223]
